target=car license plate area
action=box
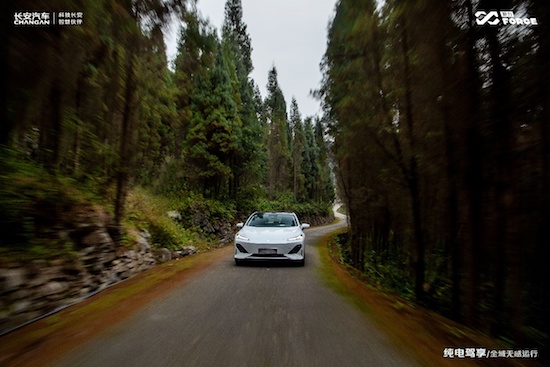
[258,248,277,255]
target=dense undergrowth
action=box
[329,231,547,356]
[0,151,332,261]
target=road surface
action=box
[53,212,415,367]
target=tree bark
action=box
[114,52,137,225]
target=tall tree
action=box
[289,98,305,200]
[264,66,291,195]
[222,0,253,75]
[221,0,264,200]
[185,45,240,198]
[113,0,185,225]
[302,117,320,202]
[314,117,335,204]
[320,0,547,353]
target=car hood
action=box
[238,226,303,243]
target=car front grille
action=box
[288,244,302,254]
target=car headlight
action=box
[287,234,304,241]
[236,233,250,241]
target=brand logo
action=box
[13,12,51,26]
[475,10,538,26]
[13,11,84,26]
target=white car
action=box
[234,212,310,266]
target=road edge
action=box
[314,228,540,367]
[0,245,233,367]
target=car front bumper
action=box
[234,253,304,262]
[234,241,305,263]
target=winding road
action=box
[53,211,415,367]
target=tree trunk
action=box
[485,15,523,344]
[114,53,137,225]
[461,0,484,328]
[400,23,425,302]
[0,1,14,145]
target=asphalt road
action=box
[53,213,415,367]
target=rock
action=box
[13,300,31,314]
[81,228,114,247]
[181,246,197,257]
[136,233,151,254]
[0,207,183,335]
[39,281,67,297]
[154,248,172,263]
[140,229,151,239]
[2,268,26,290]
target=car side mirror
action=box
[301,223,310,229]
[236,223,244,228]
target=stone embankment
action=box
[0,208,196,335]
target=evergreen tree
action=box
[185,45,240,198]
[222,0,253,75]
[302,117,320,201]
[314,117,335,204]
[289,98,305,200]
[264,66,291,196]
[221,0,264,201]
[174,7,217,150]
[320,0,548,354]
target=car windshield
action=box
[246,213,297,227]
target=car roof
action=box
[252,211,296,215]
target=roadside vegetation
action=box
[319,0,548,358]
[0,150,331,263]
[1,0,334,262]
[320,229,540,367]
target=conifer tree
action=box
[221,0,264,200]
[314,117,335,204]
[302,117,320,201]
[185,45,240,198]
[289,98,306,200]
[264,66,291,196]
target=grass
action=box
[124,188,208,251]
[0,151,222,261]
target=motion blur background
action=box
[1,0,548,363]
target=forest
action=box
[1,0,548,361]
[0,0,335,255]
[319,0,548,357]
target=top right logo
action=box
[475,10,539,26]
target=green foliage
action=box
[221,1,265,201]
[185,45,241,198]
[0,149,94,258]
[1,0,336,258]
[124,189,201,251]
[126,189,237,250]
[321,0,549,353]
[238,191,332,224]
[222,0,253,75]
[149,156,189,197]
[264,66,292,195]
[332,232,414,300]
[178,192,236,228]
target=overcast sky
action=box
[165,0,338,118]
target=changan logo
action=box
[475,10,538,26]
